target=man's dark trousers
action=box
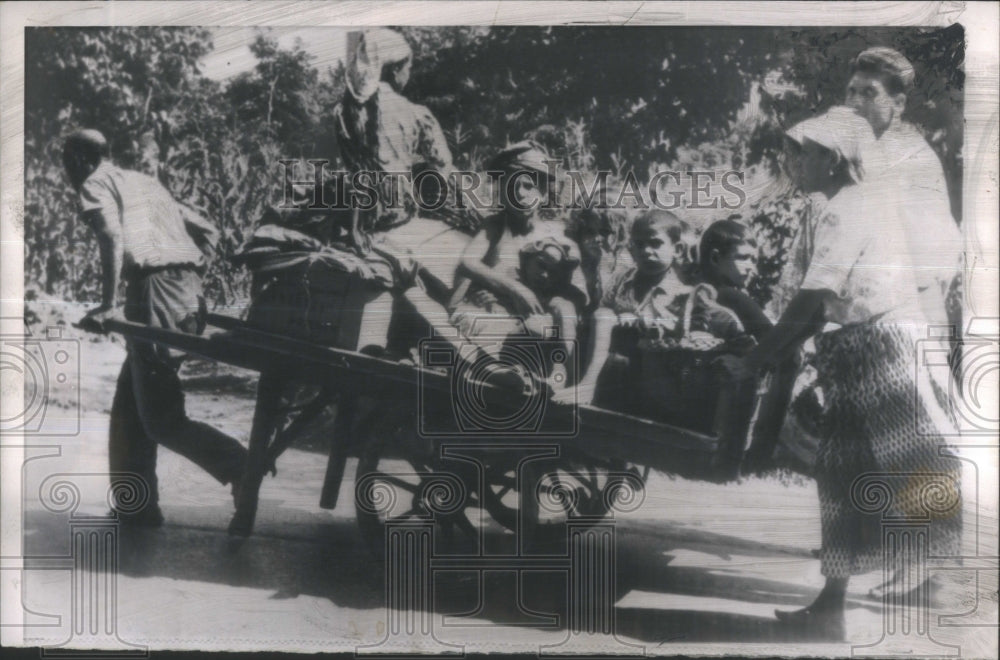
[109,266,247,515]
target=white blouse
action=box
[798,182,925,328]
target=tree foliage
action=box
[25,26,963,311]
[25,28,345,306]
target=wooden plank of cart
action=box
[106,309,744,546]
[103,241,769,550]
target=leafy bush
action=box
[25,26,963,311]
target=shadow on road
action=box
[23,504,867,645]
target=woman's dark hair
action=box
[700,219,753,269]
[850,47,914,97]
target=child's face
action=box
[521,246,564,293]
[712,241,757,289]
[629,226,679,275]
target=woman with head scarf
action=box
[334,29,457,231]
[331,28,477,296]
[719,106,962,639]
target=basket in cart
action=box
[634,285,759,474]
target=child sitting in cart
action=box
[553,209,757,478]
[553,211,752,398]
[551,209,694,408]
[697,219,771,342]
[515,234,588,386]
[448,141,587,390]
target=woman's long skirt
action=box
[813,322,963,578]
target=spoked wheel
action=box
[354,414,483,557]
[480,453,646,545]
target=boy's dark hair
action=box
[700,219,753,268]
[850,47,914,96]
[630,209,689,246]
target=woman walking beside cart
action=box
[719,106,962,639]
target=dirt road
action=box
[12,311,998,656]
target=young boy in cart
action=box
[698,218,799,471]
[448,141,588,390]
[552,209,694,408]
[555,210,755,478]
[698,218,772,342]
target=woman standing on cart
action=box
[719,106,962,639]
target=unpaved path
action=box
[12,303,997,656]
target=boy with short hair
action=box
[554,210,693,408]
[699,219,772,342]
[557,211,757,479]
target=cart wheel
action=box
[481,455,642,539]
[354,419,482,558]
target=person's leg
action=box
[709,368,758,481]
[546,297,579,387]
[865,325,963,605]
[129,340,246,487]
[775,471,848,638]
[125,268,247,489]
[108,356,162,523]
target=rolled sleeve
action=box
[799,208,866,296]
[79,177,118,216]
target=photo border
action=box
[2,1,996,655]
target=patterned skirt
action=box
[813,322,962,578]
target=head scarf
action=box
[786,105,881,183]
[345,29,412,102]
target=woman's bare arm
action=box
[743,288,831,373]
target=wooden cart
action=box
[105,306,757,546]
[103,237,769,550]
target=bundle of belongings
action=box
[234,210,400,287]
[233,203,417,352]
